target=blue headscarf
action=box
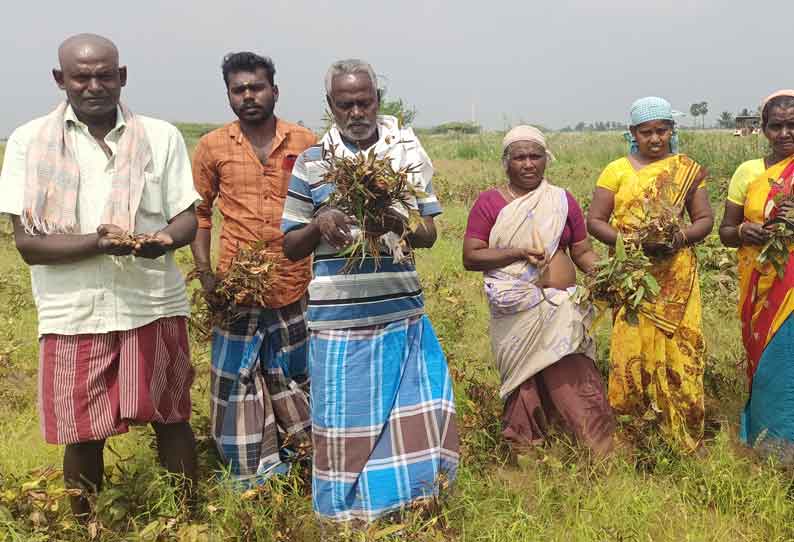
[624,96,680,154]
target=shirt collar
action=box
[64,104,126,136]
[228,117,286,145]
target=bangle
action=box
[737,223,745,241]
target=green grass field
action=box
[2,130,794,541]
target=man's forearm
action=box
[15,232,101,265]
[12,215,101,265]
[407,228,436,249]
[162,208,198,251]
[190,228,213,271]
[407,217,437,249]
[283,223,322,261]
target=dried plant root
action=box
[322,145,425,271]
[187,241,278,339]
[623,170,684,250]
[104,232,160,249]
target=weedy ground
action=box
[1,131,794,541]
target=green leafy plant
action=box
[575,234,660,325]
[757,188,794,278]
[757,223,794,278]
[378,96,417,128]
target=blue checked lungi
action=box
[210,295,311,484]
[310,314,459,521]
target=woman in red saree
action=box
[719,90,794,452]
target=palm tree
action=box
[717,111,734,129]
[690,102,709,129]
[689,103,701,128]
[698,102,709,128]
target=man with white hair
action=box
[281,59,459,522]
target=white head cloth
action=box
[502,125,555,161]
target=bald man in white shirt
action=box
[0,34,199,518]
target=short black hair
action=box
[762,95,794,128]
[222,52,276,87]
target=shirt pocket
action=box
[135,172,168,232]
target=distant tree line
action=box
[556,102,761,132]
[352,89,765,133]
[377,94,484,134]
[417,122,482,135]
[715,107,761,129]
[559,121,625,132]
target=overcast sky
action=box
[1,0,790,137]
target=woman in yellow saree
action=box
[587,97,714,452]
[719,90,794,452]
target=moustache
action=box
[347,121,373,130]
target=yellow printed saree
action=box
[596,154,706,452]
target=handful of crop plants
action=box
[758,188,794,278]
[103,231,162,250]
[573,174,682,325]
[624,171,685,255]
[574,234,660,326]
[322,145,424,271]
[187,241,278,338]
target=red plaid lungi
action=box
[38,317,194,445]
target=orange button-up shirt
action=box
[193,118,316,308]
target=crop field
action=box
[2,129,794,541]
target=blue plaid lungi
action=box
[210,296,311,484]
[310,314,459,521]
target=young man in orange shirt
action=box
[191,52,316,484]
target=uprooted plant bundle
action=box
[187,241,278,338]
[574,171,684,324]
[623,170,685,250]
[758,186,794,278]
[574,234,660,325]
[322,145,424,271]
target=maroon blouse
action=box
[464,188,587,250]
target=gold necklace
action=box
[505,183,520,200]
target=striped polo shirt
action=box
[281,115,441,331]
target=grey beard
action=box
[338,122,377,144]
